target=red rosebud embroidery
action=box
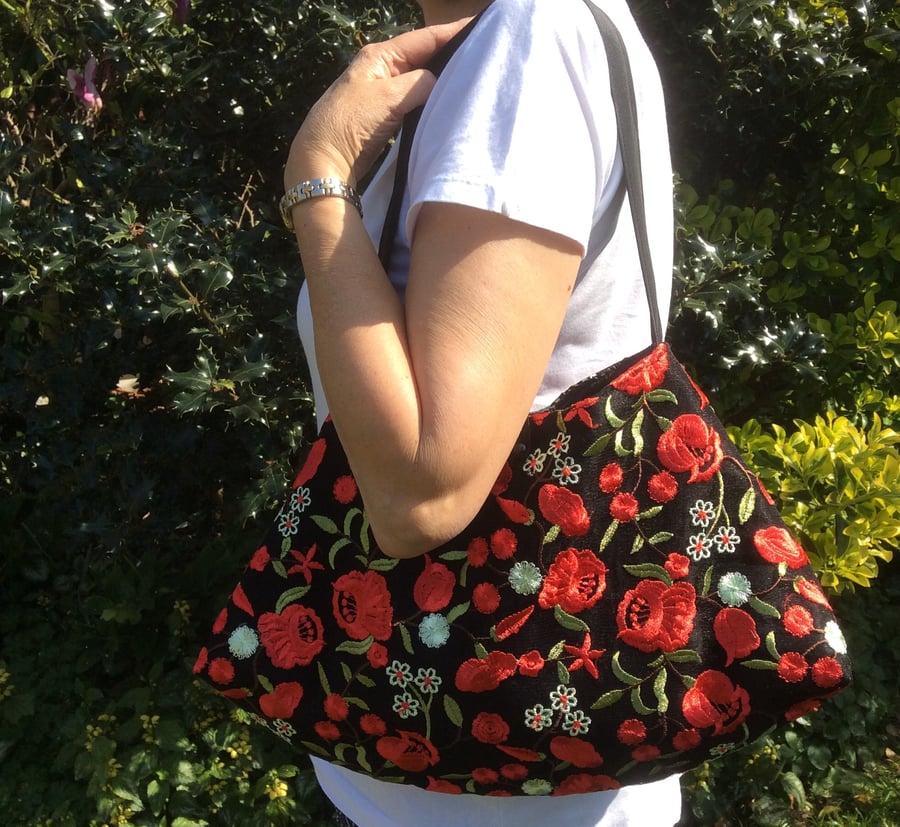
[795,577,832,608]
[500,763,528,781]
[616,580,696,653]
[249,545,270,571]
[549,736,604,768]
[553,774,621,795]
[811,656,844,688]
[454,651,518,693]
[664,553,690,580]
[471,712,510,744]
[495,605,535,640]
[315,720,341,741]
[332,570,393,641]
[538,484,590,537]
[777,652,809,683]
[714,607,761,666]
[332,475,358,504]
[473,582,502,614]
[647,471,678,503]
[259,682,303,719]
[632,745,661,762]
[611,344,669,395]
[467,537,490,568]
[672,729,702,751]
[599,462,624,493]
[426,777,462,794]
[784,698,821,722]
[517,649,545,677]
[207,657,235,685]
[324,693,350,722]
[293,438,326,487]
[609,492,639,522]
[754,526,808,569]
[495,744,543,762]
[783,605,815,637]
[682,670,751,735]
[413,556,455,613]
[257,604,326,669]
[657,414,724,483]
[496,496,532,525]
[490,528,518,560]
[472,767,499,784]
[375,731,439,773]
[538,549,608,614]
[367,641,389,669]
[360,713,387,736]
[616,719,647,746]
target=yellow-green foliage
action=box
[731,413,900,592]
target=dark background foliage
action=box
[1,0,897,825]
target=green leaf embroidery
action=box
[702,565,714,596]
[317,662,331,696]
[356,745,373,774]
[637,505,663,520]
[554,605,590,633]
[739,487,757,524]
[631,408,645,455]
[631,685,655,715]
[623,563,672,584]
[666,649,702,664]
[443,694,464,727]
[591,688,627,710]
[439,550,469,562]
[311,514,339,534]
[583,431,613,458]
[399,624,415,656]
[343,507,363,539]
[648,531,674,545]
[557,660,570,684]
[646,389,678,404]
[474,642,489,659]
[653,669,669,714]
[357,674,376,689]
[749,595,782,619]
[281,536,292,556]
[547,640,567,660]
[741,659,779,670]
[605,395,625,428]
[360,514,371,553]
[336,636,375,656]
[328,537,351,568]
[271,560,288,579]
[614,428,630,458]
[544,524,561,545]
[368,557,400,572]
[257,674,274,694]
[275,585,310,614]
[347,696,371,711]
[611,651,642,685]
[765,631,781,659]
[341,662,352,682]
[446,601,471,625]
[630,534,645,555]
[599,518,619,552]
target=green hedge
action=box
[1,0,897,824]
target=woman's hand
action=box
[285,19,471,188]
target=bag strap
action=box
[378,1,664,346]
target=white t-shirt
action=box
[297,0,681,823]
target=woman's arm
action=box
[286,25,582,558]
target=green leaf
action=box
[439,550,469,562]
[702,566,714,596]
[738,488,756,524]
[554,605,589,632]
[606,396,626,428]
[311,515,339,534]
[591,688,626,710]
[399,624,415,655]
[666,649,702,664]
[258,674,274,694]
[318,662,332,695]
[765,630,780,659]
[443,694,464,727]
[329,537,351,567]
[557,660,570,684]
[599,518,619,551]
[648,531,674,545]
[749,595,781,619]
[368,557,400,572]
[336,637,374,656]
[623,563,672,584]
[584,431,613,458]
[275,585,310,614]
[611,651,641,685]
[446,601,470,625]
[740,659,779,670]
[631,408,645,455]
[646,389,678,404]
[631,685,655,715]
[547,640,566,660]
[653,668,668,713]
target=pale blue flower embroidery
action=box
[509,561,543,595]
[718,572,752,607]
[419,613,450,649]
[413,667,442,695]
[386,660,413,688]
[547,432,571,458]
[564,709,592,736]
[550,684,577,712]
[523,449,548,476]
[525,704,553,731]
[552,456,582,486]
[392,692,419,719]
[227,625,259,659]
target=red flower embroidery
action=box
[517,649,545,678]
[754,526,808,569]
[490,528,518,560]
[609,492,639,522]
[293,437,326,487]
[564,631,605,679]
[714,608,760,666]
[208,657,235,685]
[784,698,821,722]
[616,580,696,653]
[777,652,809,683]
[472,582,502,615]
[564,397,600,428]
[212,608,227,635]
[500,763,528,781]
[616,719,647,746]
[811,657,843,688]
[360,713,387,736]
[554,773,621,795]
[467,537,490,568]
[648,471,678,503]
[491,463,513,496]
[495,605,534,640]
[496,745,542,762]
[324,693,350,722]
[257,605,325,669]
[315,720,341,741]
[783,605,815,637]
[657,414,724,483]
[672,729,702,751]
[332,475,358,504]
[426,777,462,794]
[795,577,832,608]
[231,583,254,617]
[682,670,751,735]
[259,682,303,719]
[193,647,208,675]
[413,556,455,613]
[632,745,661,762]
[471,712,510,744]
[664,553,690,580]
[367,641,388,669]
[599,462,624,493]
[549,736,604,768]
[376,731,439,773]
[286,544,324,584]
[454,651,518,693]
[249,545,270,571]
[472,767,499,784]
[538,484,590,537]
[332,570,393,641]
[611,344,669,395]
[496,496,531,525]
[539,548,608,614]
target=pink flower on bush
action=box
[67,57,102,113]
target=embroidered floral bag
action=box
[195,3,851,796]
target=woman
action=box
[288,0,680,823]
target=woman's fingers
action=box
[353,18,474,78]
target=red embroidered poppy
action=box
[754,526,808,570]
[672,729,702,751]
[682,670,751,735]
[795,577,832,608]
[616,719,647,746]
[366,642,388,669]
[811,657,843,688]
[517,649,545,677]
[599,462,624,493]
[553,773,621,795]
[648,471,678,503]
[360,714,387,736]
[783,605,815,637]
[426,777,462,794]
[538,548,608,614]
[332,475,358,505]
[664,553,690,580]
[713,608,760,666]
[467,537,490,568]
[257,604,325,669]
[657,414,724,483]
[611,343,669,394]
[375,731,439,773]
[632,745,661,762]
[472,767,499,784]
[332,570,393,641]
[549,736,604,768]
[500,763,528,781]
[471,712,510,745]
[454,651,518,693]
[777,652,808,683]
[413,556,455,613]
[784,698,821,722]
[315,720,341,741]
[207,657,235,685]
[324,693,350,722]
[538,484,590,537]
[249,545,270,571]
[259,682,303,719]
[490,528,518,560]
[609,492,639,522]
[473,582,502,614]
[616,580,696,653]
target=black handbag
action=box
[196,2,851,796]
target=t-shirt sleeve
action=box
[405,0,616,254]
